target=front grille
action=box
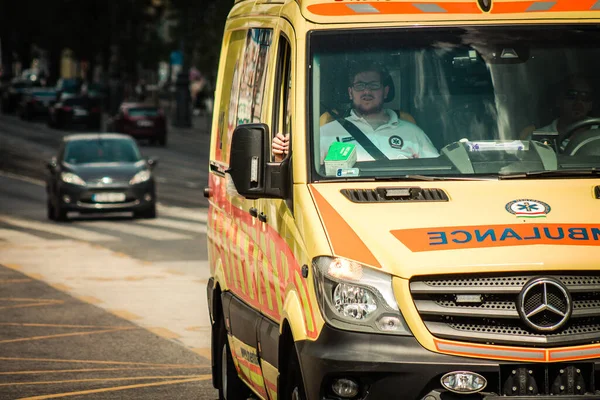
[341,187,448,203]
[410,273,600,347]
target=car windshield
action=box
[64,139,142,164]
[309,25,600,181]
[128,108,159,117]
[32,90,56,98]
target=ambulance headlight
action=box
[312,256,411,335]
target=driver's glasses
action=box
[352,81,382,91]
[564,89,592,102]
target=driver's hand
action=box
[272,132,289,161]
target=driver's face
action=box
[348,71,389,115]
[559,80,593,123]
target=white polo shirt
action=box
[319,109,439,163]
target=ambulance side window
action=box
[237,29,273,125]
[272,35,292,162]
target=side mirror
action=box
[227,123,288,199]
[147,157,159,168]
[46,157,57,171]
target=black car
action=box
[47,96,102,130]
[1,78,40,114]
[46,133,158,221]
[17,87,58,120]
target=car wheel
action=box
[158,136,167,147]
[283,346,307,400]
[55,206,68,222]
[216,319,251,400]
[134,203,156,219]
[47,200,56,221]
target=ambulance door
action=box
[256,20,299,399]
[226,26,278,399]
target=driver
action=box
[272,61,439,162]
[536,75,596,150]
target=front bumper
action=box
[297,324,600,400]
[64,113,102,127]
[57,180,155,213]
[122,126,166,139]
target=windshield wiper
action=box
[499,168,600,180]
[374,175,496,181]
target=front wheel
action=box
[283,346,306,400]
[216,320,251,400]
[134,203,156,219]
[47,199,56,221]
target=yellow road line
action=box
[2,263,23,270]
[0,301,64,311]
[50,283,72,291]
[0,323,131,329]
[191,347,212,361]
[0,327,137,344]
[3,373,210,387]
[147,327,180,339]
[0,356,202,368]
[0,365,206,375]
[0,279,32,283]
[0,298,62,302]
[17,376,211,400]
[108,309,141,320]
[75,295,103,304]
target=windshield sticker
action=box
[336,168,360,177]
[465,140,527,152]
[391,224,600,252]
[505,199,551,218]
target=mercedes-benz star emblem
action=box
[518,277,572,333]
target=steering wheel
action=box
[557,117,600,153]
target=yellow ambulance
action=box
[205,0,600,398]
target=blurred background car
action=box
[1,78,40,114]
[108,102,168,146]
[47,96,103,130]
[45,133,158,221]
[17,87,58,120]
[55,77,82,98]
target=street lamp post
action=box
[172,13,191,128]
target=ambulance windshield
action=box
[309,25,600,180]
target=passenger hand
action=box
[272,132,289,161]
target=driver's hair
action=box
[346,60,391,87]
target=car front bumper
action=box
[297,324,600,400]
[57,180,155,213]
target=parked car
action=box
[108,102,167,146]
[1,78,40,114]
[55,77,82,97]
[45,133,158,221]
[47,96,102,130]
[17,87,57,120]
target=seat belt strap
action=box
[339,119,389,160]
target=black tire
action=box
[282,346,306,400]
[216,320,251,400]
[134,203,156,219]
[47,200,56,221]
[158,135,167,147]
[55,205,68,222]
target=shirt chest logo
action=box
[389,135,404,149]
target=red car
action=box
[109,103,168,146]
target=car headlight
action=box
[129,170,151,185]
[60,172,86,186]
[313,256,411,335]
